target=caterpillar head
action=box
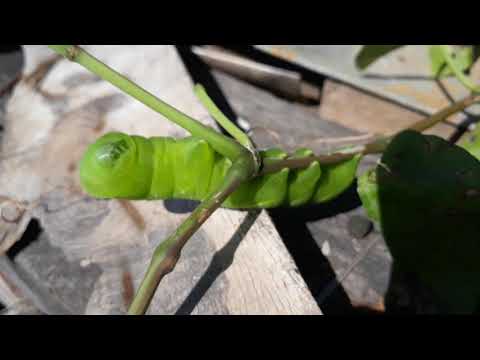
[79,132,152,199]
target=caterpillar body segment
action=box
[79,132,360,209]
[224,148,290,209]
[287,148,322,207]
[79,132,154,199]
[313,156,361,203]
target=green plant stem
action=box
[194,84,255,152]
[440,45,480,93]
[48,45,260,315]
[261,93,480,176]
[260,152,355,175]
[47,45,480,315]
[127,154,256,315]
[48,45,246,161]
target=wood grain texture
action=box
[0,45,321,315]
[211,72,360,152]
[211,70,392,311]
[319,79,459,139]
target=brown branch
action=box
[405,93,480,133]
[261,93,480,176]
[127,155,256,315]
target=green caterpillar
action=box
[80,132,361,209]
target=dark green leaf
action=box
[355,45,405,70]
[460,124,480,160]
[358,130,480,313]
[473,45,480,65]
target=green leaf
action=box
[355,45,405,70]
[357,168,381,223]
[459,125,480,160]
[358,127,480,222]
[358,130,480,313]
[436,45,480,93]
[429,45,474,78]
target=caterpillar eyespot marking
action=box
[96,139,129,165]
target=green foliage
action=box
[355,45,405,70]
[435,45,480,92]
[429,45,474,78]
[356,45,480,93]
[355,45,476,77]
[358,130,480,313]
[459,124,480,160]
[60,44,480,314]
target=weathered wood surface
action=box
[210,65,471,312]
[319,79,459,139]
[0,45,321,315]
[209,70,390,311]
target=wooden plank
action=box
[211,70,393,312]
[209,72,360,147]
[255,45,480,126]
[0,45,321,315]
[212,67,465,313]
[319,79,458,139]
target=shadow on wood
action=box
[176,45,359,314]
[176,210,261,315]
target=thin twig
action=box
[127,155,256,315]
[407,93,480,133]
[261,93,480,176]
